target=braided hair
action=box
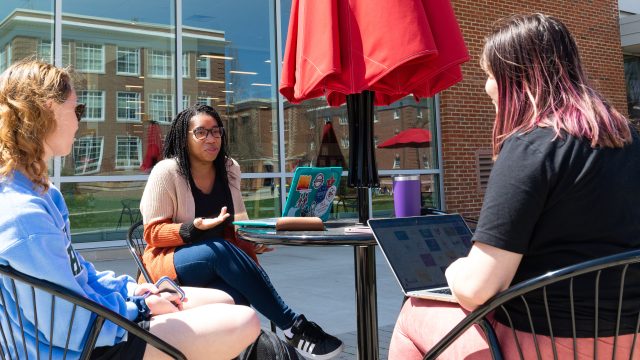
[163,103,230,187]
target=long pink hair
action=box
[481,14,630,158]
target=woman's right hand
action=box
[145,291,184,315]
[193,206,231,230]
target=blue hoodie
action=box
[0,171,141,359]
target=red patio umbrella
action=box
[280,2,467,358]
[280,0,468,192]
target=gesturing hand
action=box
[193,206,231,230]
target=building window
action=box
[116,92,141,121]
[196,96,212,106]
[341,137,349,149]
[417,109,423,119]
[374,113,379,123]
[183,95,190,109]
[148,50,173,78]
[624,55,640,124]
[76,43,105,73]
[196,57,210,79]
[393,109,400,120]
[115,136,142,169]
[117,47,140,75]
[73,136,104,175]
[310,141,316,150]
[309,120,315,129]
[39,40,71,67]
[182,53,190,78]
[61,42,71,67]
[374,136,379,146]
[149,94,174,123]
[393,154,401,169]
[339,116,348,125]
[37,40,52,63]
[77,90,105,121]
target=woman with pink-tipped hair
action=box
[389,14,640,359]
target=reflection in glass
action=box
[624,55,640,124]
[60,181,146,242]
[283,96,437,172]
[60,0,175,176]
[0,2,54,70]
[183,0,279,177]
[241,178,281,219]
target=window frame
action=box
[116,91,142,122]
[77,90,106,122]
[116,47,140,76]
[114,135,143,169]
[75,42,105,73]
[73,136,104,175]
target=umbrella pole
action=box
[346,90,380,360]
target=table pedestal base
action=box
[354,245,379,360]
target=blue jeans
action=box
[173,238,298,329]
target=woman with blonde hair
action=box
[0,59,260,360]
[389,14,640,359]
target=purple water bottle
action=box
[393,175,421,217]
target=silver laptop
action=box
[368,215,473,302]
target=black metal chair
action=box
[126,220,152,283]
[424,249,640,360]
[0,264,186,359]
[126,220,278,333]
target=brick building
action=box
[441,0,628,218]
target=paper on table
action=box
[344,225,372,234]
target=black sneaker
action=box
[285,315,344,360]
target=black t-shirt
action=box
[189,175,234,239]
[473,126,640,337]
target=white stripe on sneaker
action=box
[307,343,316,353]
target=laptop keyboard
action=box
[431,288,452,295]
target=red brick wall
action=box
[440,0,627,219]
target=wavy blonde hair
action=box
[0,59,72,192]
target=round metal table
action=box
[237,219,380,360]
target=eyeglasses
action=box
[75,104,86,122]
[190,126,224,140]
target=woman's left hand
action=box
[134,283,159,296]
[194,206,231,230]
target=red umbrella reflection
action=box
[140,121,162,173]
[377,128,432,149]
[378,128,432,169]
[315,121,346,168]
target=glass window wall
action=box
[0,0,444,245]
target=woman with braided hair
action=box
[140,103,344,360]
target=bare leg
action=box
[181,286,235,308]
[143,303,260,360]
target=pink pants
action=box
[389,297,639,360]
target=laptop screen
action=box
[369,215,473,292]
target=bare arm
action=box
[445,241,522,311]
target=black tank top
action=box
[189,174,235,239]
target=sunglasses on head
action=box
[75,104,86,122]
